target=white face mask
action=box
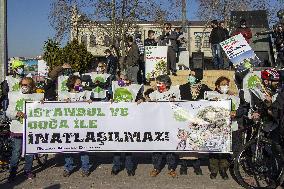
[220,85,229,94]
[16,68,24,75]
[21,86,30,94]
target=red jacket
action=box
[232,27,252,44]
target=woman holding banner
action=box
[148,75,180,178]
[59,75,92,177]
[178,68,211,176]
[207,76,234,180]
[7,77,44,181]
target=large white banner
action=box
[145,46,168,80]
[24,101,232,154]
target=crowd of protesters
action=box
[1,19,284,189]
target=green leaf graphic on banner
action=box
[15,98,31,124]
[243,59,252,69]
[61,80,68,91]
[114,88,133,102]
[247,75,261,89]
[15,98,25,112]
[93,76,105,93]
[232,102,236,111]
[173,111,187,122]
[12,83,20,91]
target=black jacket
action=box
[159,31,179,51]
[106,54,118,76]
[273,31,284,52]
[179,83,212,101]
[272,91,284,133]
[144,38,157,46]
[210,27,227,44]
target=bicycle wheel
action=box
[36,154,48,166]
[234,138,284,189]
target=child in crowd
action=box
[7,77,44,181]
[59,75,92,177]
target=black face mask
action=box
[62,68,73,76]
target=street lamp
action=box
[0,0,7,82]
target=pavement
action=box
[0,153,244,189]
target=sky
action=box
[7,0,199,58]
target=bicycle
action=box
[233,116,284,189]
[0,111,48,169]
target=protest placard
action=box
[82,73,110,99]
[38,60,48,77]
[220,34,257,65]
[242,71,266,104]
[6,92,44,133]
[145,46,168,79]
[112,82,142,102]
[24,101,232,154]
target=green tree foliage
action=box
[43,39,95,73]
[43,39,63,70]
[62,40,95,72]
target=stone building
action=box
[70,9,213,68]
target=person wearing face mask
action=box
[96,62,107,74]
[147,75,180,178]
[58,75,92,177]
[178,69,211,176]
[208,76,233,180]
[6,77,44,181]
[179,69,211,101]
[110,72,144,177]
[215,76,234,95]
[232,19,252,44]
[1,60,26,111]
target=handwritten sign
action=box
[220,34,256,65]
[145,46,168,80]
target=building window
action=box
[89,35,96,47]
[81,35,88,47]
[203,36,210,48]
[103,35,111,47]
[195,36,201,48]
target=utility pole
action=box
[0,0,7,82]
[181,0,187,32]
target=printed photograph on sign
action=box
[145,46,168,80]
